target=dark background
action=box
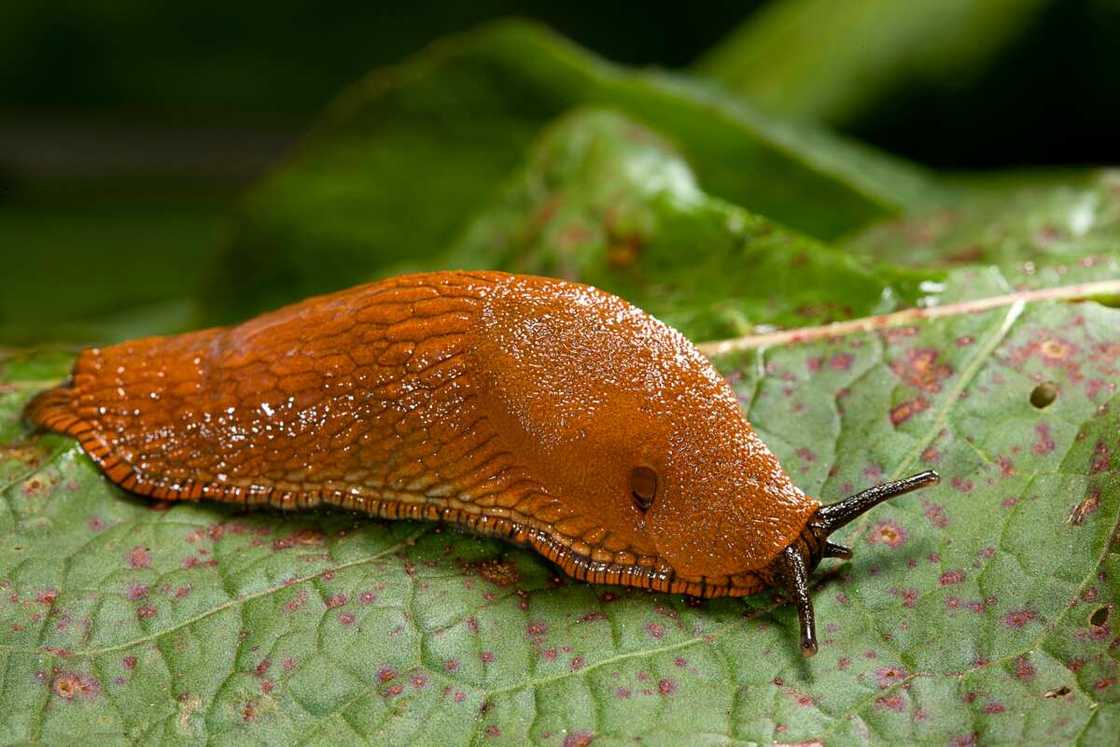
[4,0,1119,175]
[2,0,1119,343]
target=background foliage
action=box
[0,1,1118,744]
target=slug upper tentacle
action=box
[24,270,939,653]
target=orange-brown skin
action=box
[27,271,819,598]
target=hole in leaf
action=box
[1043,686,1071,698]
[1089,606,1109,627]
[1030,381,1058,409]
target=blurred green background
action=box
[2,0,1119,344]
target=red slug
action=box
[26,271,938,655]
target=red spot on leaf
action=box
[892,349,953,393]
[1003,609,1038,629]
[1040,338,1075,361]
[891,397,929,426]
[52,671,100,700]
[939,570,966,586]
[1032,423,1055,455]
[923,501,949,528]
[1069,491,1101,525]
[950,477,974,493]
[875,667,909,688]
[876,694,906,712]
[285,590,308,613]
[1012,658,1034,680]
[1086,378,1113,401]
[127,546,151,569]
[868,520,908,549]
[890,587,918,608]
[471,558,520,587]
[1090,441,1111,474]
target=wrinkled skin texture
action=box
[26,271,818,597]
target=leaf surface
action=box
[844,170,1120,268]
[2,281,1116,745]
[416,108,931,340]
[696,0,1047,125]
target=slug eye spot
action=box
[630,466,658,512]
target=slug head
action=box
[477,277,818,577]
[477,276,940,656]
[769,470,941,656]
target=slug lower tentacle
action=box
[24,270,939,654]
[766,470,941,656]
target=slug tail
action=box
[24,379,138,489]
[25,383,84,435]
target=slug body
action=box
[26,271,937,655]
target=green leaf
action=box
[413,108,932,340]
[2,282,1116,743]
[844,170,1120,268]
[211,20,939,323]
[696,0,1048,125]
[0,194,228,345]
